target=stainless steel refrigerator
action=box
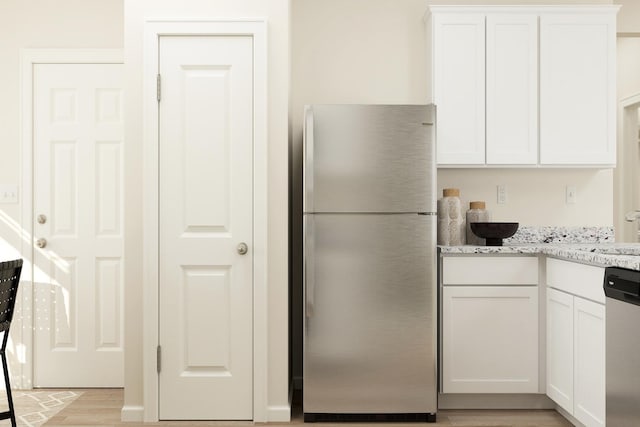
[303,104,437,422]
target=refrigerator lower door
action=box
[303,213,437,414]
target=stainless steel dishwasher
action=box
[604,267,640,426]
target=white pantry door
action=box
[33,63,124,387]
[158,36,254,420]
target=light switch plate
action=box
[497,184,507,205]
[566,186,577,204]
[0,185,18,204]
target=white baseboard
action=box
[121,405,144,422]
[555,404,587,427]
[438,393,555,410]
[267,404,291,422]
[122,403,288,422]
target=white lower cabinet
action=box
[546,288,574,411]
[440,255,607,424]
[442,286,539,393]
[573,297,605,427]
[546,258,606,427]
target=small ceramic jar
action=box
[466,201,491,246]
[437,188,465,246]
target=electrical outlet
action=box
[497,184,507,205]
[0,185,18,204]
[566,186,577,204]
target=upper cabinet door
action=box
[539,12,616,165]
[433,13,485,165]
[486,14,538,165]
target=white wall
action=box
[123,0,290,421]
[614,0,640,33]
[0,0,123,232]
[0,0,122,387]
[618,38,640,99]
[291,0,614,384]
[438,169,613,226]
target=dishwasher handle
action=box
[604,267,640,306]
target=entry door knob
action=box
[36,238,47,249]
[237,242,248,255]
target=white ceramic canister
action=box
[437,188,465,246]
[466,201,491,245]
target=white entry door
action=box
[33,63,124,387]
[158,36,254,420]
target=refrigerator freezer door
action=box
[303,213,437,413]
[304,105,436,214]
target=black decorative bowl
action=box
[470,222,519,246]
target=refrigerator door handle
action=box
[304,214,315,318]
[303,106,314,213]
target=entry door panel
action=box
[158,36,253,420]
[33,63,125,387]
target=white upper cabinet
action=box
[427,6,618,167]
[432,13,485,165]
[486,14,538,165]
[539,12,616,165]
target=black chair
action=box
[0,259,22,427]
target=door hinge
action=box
[157,74,161,102]
[157,345,161,373]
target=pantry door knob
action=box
[237,242,248,255]
[36,238,47,249]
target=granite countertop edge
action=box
[439,243,640,271]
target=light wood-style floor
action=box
[43,389,572,426]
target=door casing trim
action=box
[615,93,640,241]
[142,19,269,422]
[19,48,124,391]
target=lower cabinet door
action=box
[574,297,605,427]
[442,286,539,393]
[546,288,574,413]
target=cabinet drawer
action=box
[442,256,538,285]
[546,258,605,304]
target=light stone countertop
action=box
[439,243,640,271]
